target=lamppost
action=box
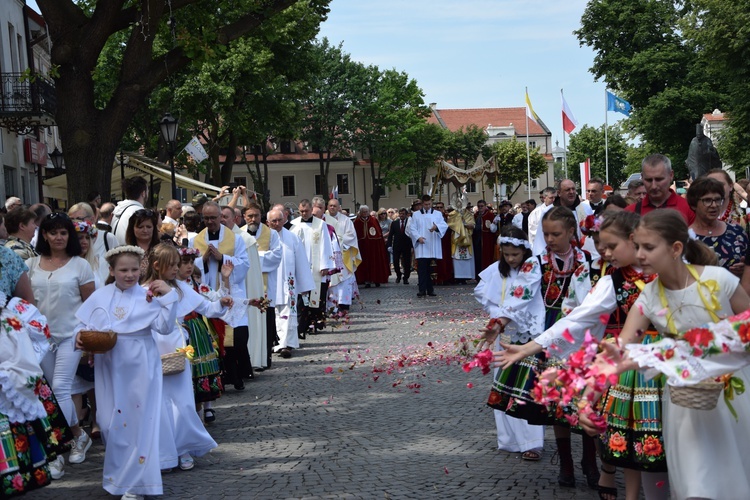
[49,147,64,172]
[159,112,179,200]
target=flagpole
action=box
[604,89,610,186]
[525,87,532,199]
[561,89,568,179]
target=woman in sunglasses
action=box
[27,212,97,478]
[125,209,161,279]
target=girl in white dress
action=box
[142,244,231,472]
[74,246,178,500]
[473,227,545,458]
[579,210,750,500]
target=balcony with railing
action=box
[0,72,56,134]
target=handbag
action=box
[161,321,187,376]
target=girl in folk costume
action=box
[177,247,230,423]
[479,206,597,489]
[143,244,231,472]
[0,294,74,497]
[473,227,544,459]
[73,246,179,500]
[578,210,750,500]
[498,211,669,500]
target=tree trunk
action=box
[368,152,380,210]
[318,151,328,200]
[220,131,238,186]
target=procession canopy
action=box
[440,154,496,188]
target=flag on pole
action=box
[606,90,632,116]
[329,185,338,200]
[579,158,591,200]
[184,136,208,163]
[561,94,578,134]
[525,89,540,122]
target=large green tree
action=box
[39,0,329,203]
[402,122,450,197]
[299,39,369,200]
[351,67,429,210]
[566,124,629,187]
[684,1,750,173]
[444,125,490,169]
[575,0,727,176]
[490,138,548,199]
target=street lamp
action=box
[49,147,64,171]
[159,112,179,200]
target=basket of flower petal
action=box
[668,378,723,410]
[78,330,118,353]
[161,351,187,376]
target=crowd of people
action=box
[475,153,750,499]
[4,153,750,499]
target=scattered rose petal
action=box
[466,382,473,389]
[324,366,333,374]
[656,481,665,488]
[444,467,449,474]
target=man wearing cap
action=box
[112,176,148,245]
[492,201,515,229]
[192,193,209,216]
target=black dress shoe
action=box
[396,277,401,284]
[374,283,380,288]
[234,381,245,391]
[403,279,409,285]
[254,367,265,372]
[427,292,437,297]
[279,348,292,358]
[417,292,426,298]
[203,409,216,423]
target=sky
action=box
[27,0,624,146]
[317,0,626,146]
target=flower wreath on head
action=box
[178,247,201,258]
[72,220,98,238]
[104,245,145,260]
[580,214,603,235]
[497,236,531,249]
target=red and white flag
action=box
[580,158,590,200]
[561,94,578,134]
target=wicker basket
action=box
[161,351,186,376]
[668,379,723,410]
[78,330,117,354]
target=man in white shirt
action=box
[111,176,148,245]
[405,195,448,298]
[582,177,606,215]
[162,199,182,226]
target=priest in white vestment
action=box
[290,199,334,336]
[268,209,315,358]
[405,195,448,297]
[190,202,250,390]
[221,206,266,372]
[324,198,361,315]
[244,203,282,369]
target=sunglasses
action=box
[134,209,157,218]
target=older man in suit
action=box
[387,207,413,285]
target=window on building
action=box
[529,140,537,149]
[407,180,419,197]
[465,180,477,193]
[282,176,296,197]
[531,179,538,190]
[314,174,325,195]
[376,181,388,198]
[336,173,350,195]
[233,176,247,188]
[4,166,16,198]
[280,140,293,154]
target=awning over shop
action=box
[43,152,221,201]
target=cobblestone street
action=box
[34,279,612,499]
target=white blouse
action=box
[26,256,95,341]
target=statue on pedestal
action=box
[686,124,722,180]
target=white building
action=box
[0,1,58,207]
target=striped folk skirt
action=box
[184,313,223,403]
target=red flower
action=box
[28,320,43,331]
[608,432,627,453]
[546,284,560,300]
[738,323,750,343]
[513,286,524,298]
[6,317,22,330]
[43,325,51,339]
[520,261,534,274]
[642,436,663,457]
[683,327,714,347]
[15,435,29,453]
[43,400,56,415]
[664,348,675,360]
[487,390,502,406]
[34,468,47,485]
[11,474,24,491]
[574,265,585,277]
